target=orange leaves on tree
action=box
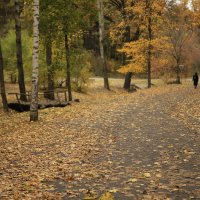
[117,36,169,74]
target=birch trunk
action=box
[0,40,9,112]
[97,0,110,90]
[15,0,27,101]
[30,0,39,121]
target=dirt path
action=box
[0,86,200,199]
[47,86,200,199]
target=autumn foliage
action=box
[108,0,200,81]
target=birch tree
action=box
[98,0,110,90]
[30,0,39,121]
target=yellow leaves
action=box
[183,149,195,155]
[143,172,151,178]
[117,36,169,74]
[143,172,162,179]
[3,83,200,199]
[117,39,148,74]
[84,192,98,200]
[192,3,200,27]
[117,21,126,29]
[155,174,162,178]
[154,162,160,166]
[109,189,118,193]
[13,189,20,200]
[109,24,126,44]
[117,62,145,74]
[99,192,114,200]
[132,3,145,15]
[128,178,138,183]
[119,39,149,54]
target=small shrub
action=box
[71,49,92,92]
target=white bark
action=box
[30,0,39,121]
[97,0,104,61]
[97,0,110,90]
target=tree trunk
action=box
[65,34,72,101]
[0,40,9,112]
[15,0,27,101]
[146,0,152,88]
[147,43,152,88]
[124,72,133,89]
[176,63,181,84]
[123,25,132,90]
[45,41,55,100]
[30,0,39,121]
[97,0,110,90]
[123,27,140,90]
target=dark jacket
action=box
[193,74,199,85]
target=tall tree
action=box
[0,0,12,112]
[165,0,194,83]
[64,33,72,101]
[123,27,141,89]
[98,0,110,90]
[30,0,39,121]
[107,0,141,90]
[15,0,27,101]
[146,0,153,88]
[46,0,76,101]
[48,0,96,100]
[45,40,54,100]
[40,1,55,100]
[116,0,166,86]
[0,39,9,112]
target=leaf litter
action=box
[0,85,200,199]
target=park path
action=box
[1,85,200,200]
[57,86,200,199]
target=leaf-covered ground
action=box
[0,85,200,199]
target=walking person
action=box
[193,72,199,89]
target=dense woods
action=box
[1,0,200,119]
[1,1,200,199]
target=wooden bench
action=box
[8,92,31,103]
[8,90,67,102]
[8,90,68,111]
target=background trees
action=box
[112,0,166,87]
[163,1,195,83]
[1,0,200,114]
